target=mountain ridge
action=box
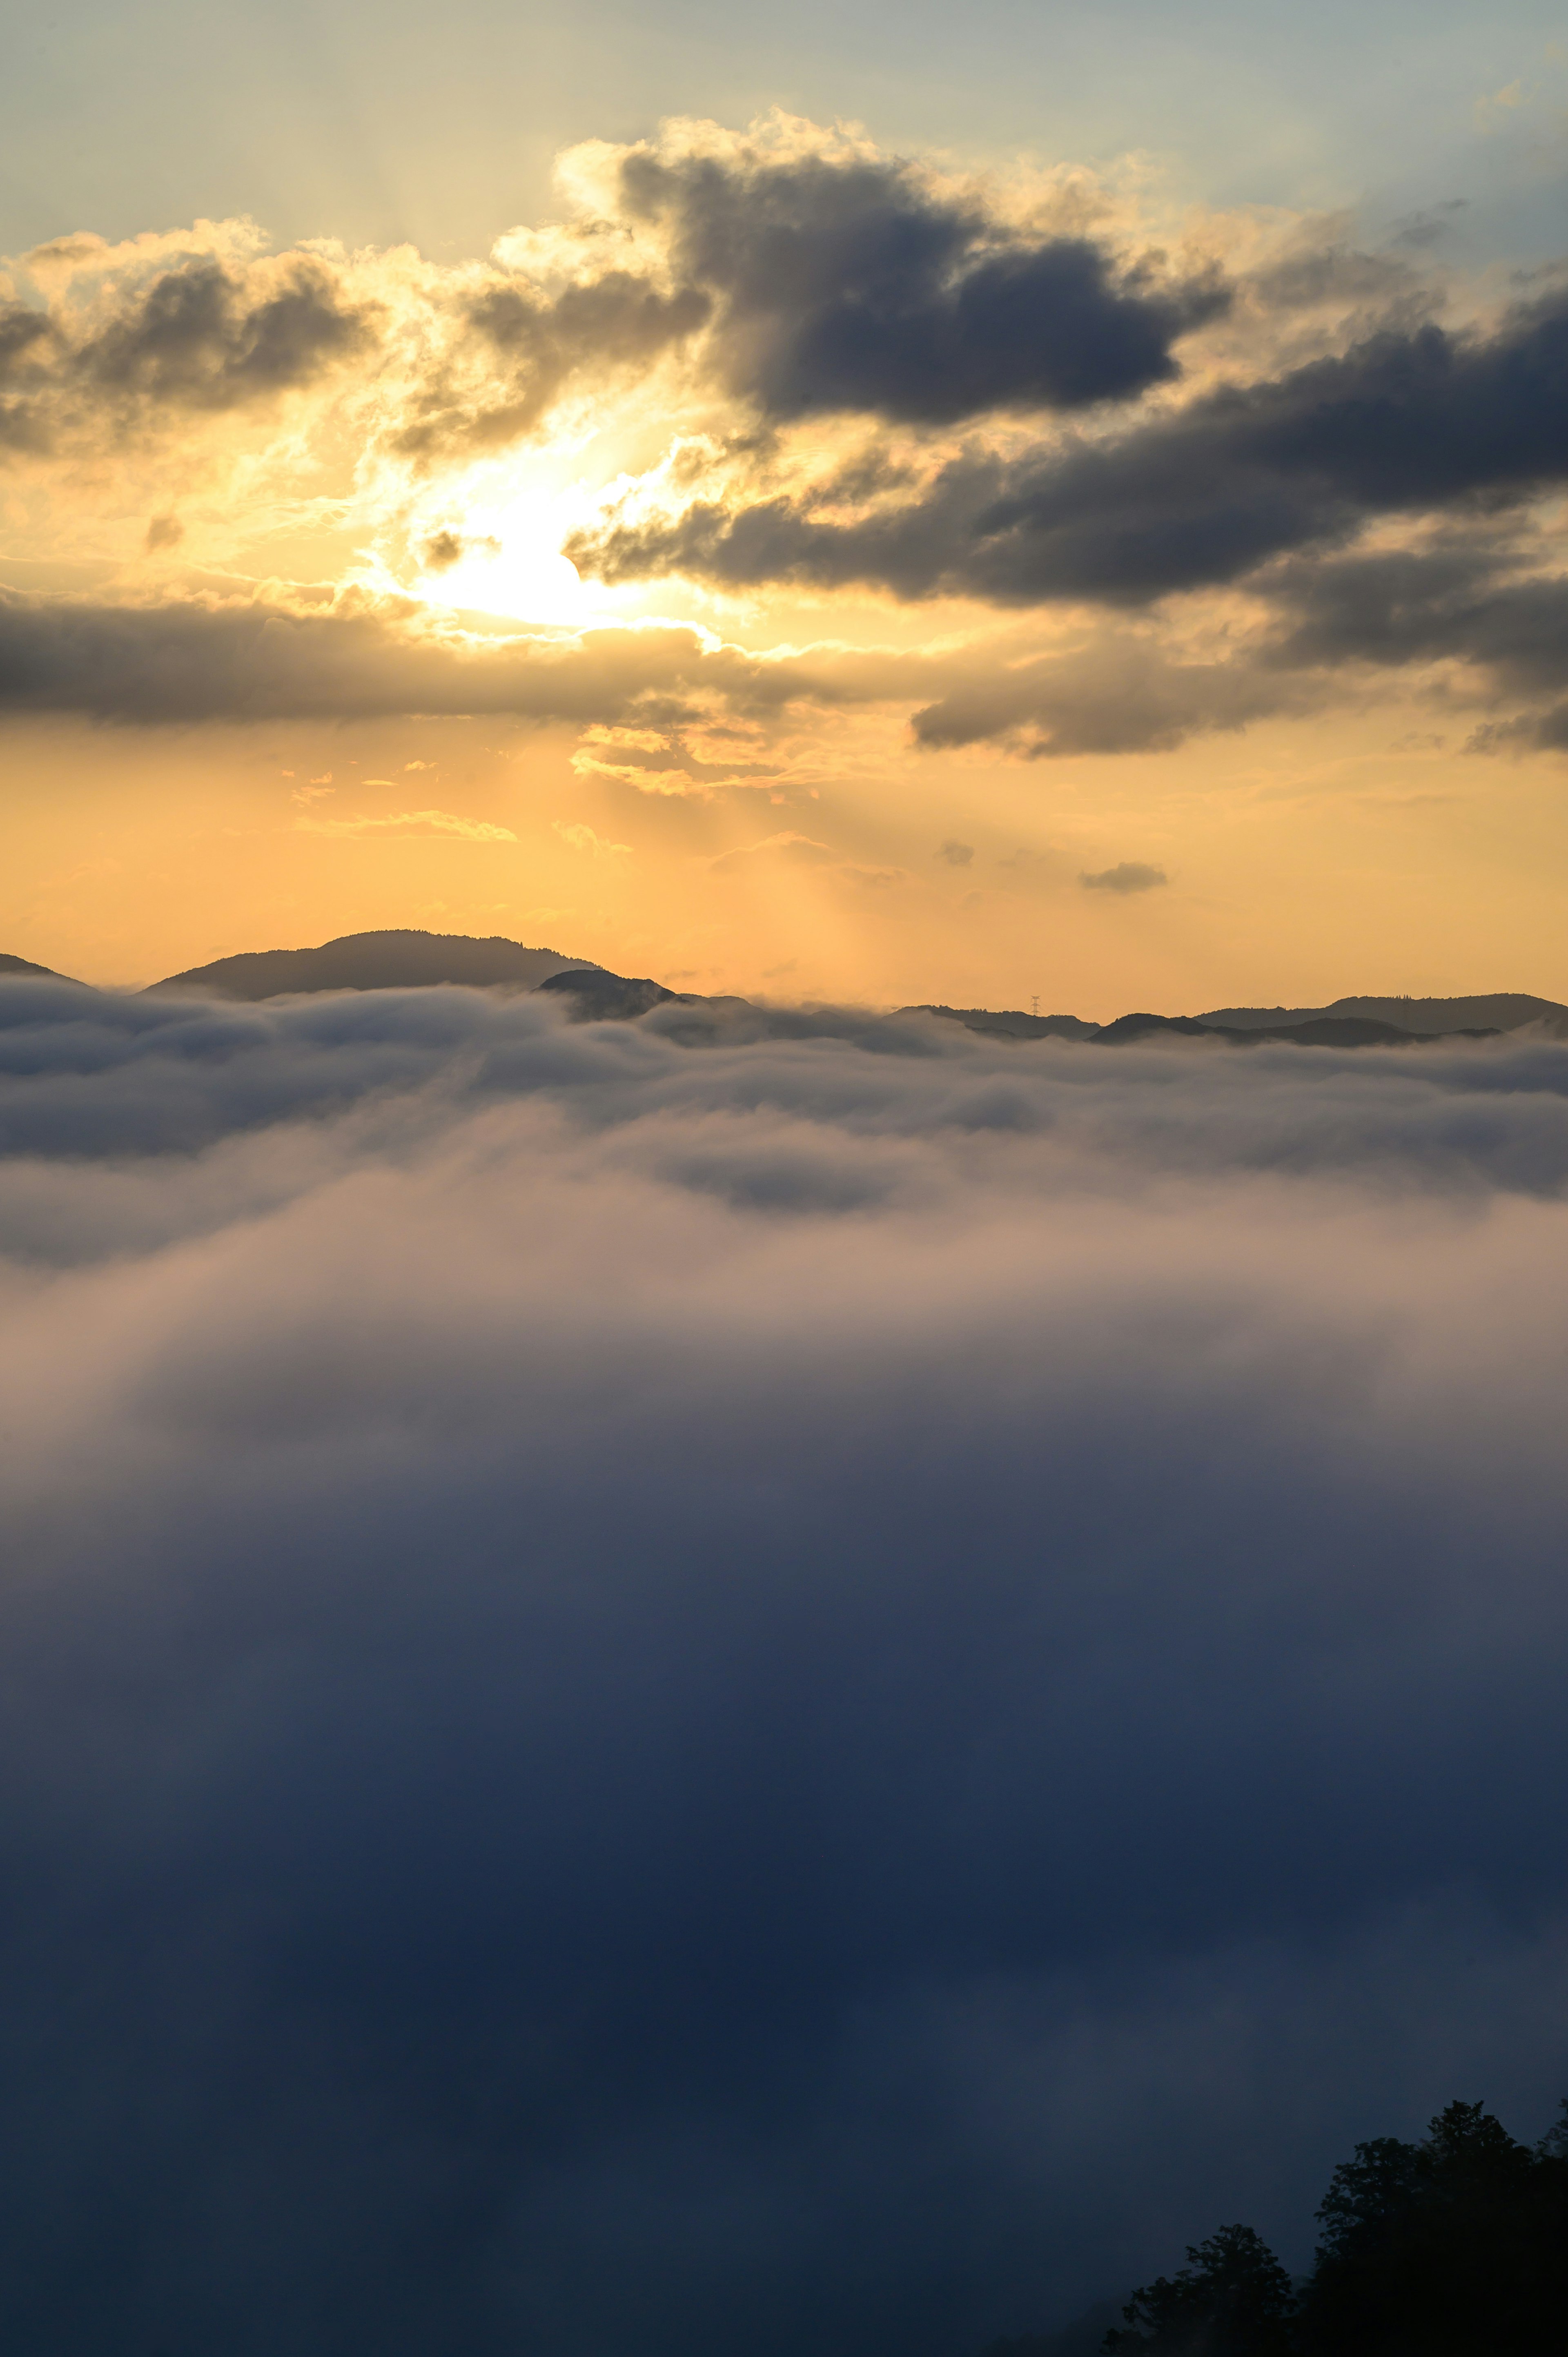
[1200,992,1568,1035]
[0,952,74,983]
[2,932,1566,1044]
[143,928,600,1000]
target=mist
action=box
[2,973,1567,2355]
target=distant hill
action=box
[1201,992,1568,1035]
[1097,1011,1499,1048]
[920,1003,1513,1048]
[146,930,601,999]
[902,1004,1101,1042]
[0,952,75,982]
[534,969,680,1022]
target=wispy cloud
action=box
[553,819,630,856]
[296,806,517,840]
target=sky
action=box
[3,0,1568,1003]
[6,16,1568,2347]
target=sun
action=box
[416,529,592,627]
[399,427,659,630]
[408,479,602,627]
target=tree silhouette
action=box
[1072,2094,1568,2357]
[1102,2223,1295,2355]
[1300,2098,1566,2354]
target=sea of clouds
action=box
[2,975,1568,2355]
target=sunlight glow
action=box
[410,493,598,626]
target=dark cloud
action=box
[571,290,1568,606]
[0,303,57,451]
[0,589,774,724]
[0,257,375,453]
[1081,861,1167,893]
[1262,539,1568,691]
[2,977,1568,2354]
[1236,538,1568,754]
[936,839,973,865]
[618,147,1228,423]
[78,257,374,408]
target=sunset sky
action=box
[9,18,1568,2353]
[4,4,1568,1003]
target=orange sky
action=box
[4,110,1568,1010]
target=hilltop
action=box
[143,929,600,1000]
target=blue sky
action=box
[6,0,1565,255]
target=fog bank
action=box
[2,976,1566,2355]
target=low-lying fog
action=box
[2,975,1566,2356]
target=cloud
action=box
[80,256,372,408]
[0,245,375,455]
[0,589,787,726]
[0,117,1237,584]
[910,636,1298,757]
[2,977,1568,2350]
[296,807,518,841]
[415,271,712,453]
[421,528,502,571]
[554,819,631,856]
[0,211,706,495]
[571,290,1568,607]
[708,827,834,873]
[1080,861,1168,893]
[570,722,786,798]
[936,840,973,866]
[1262,537,1568,703]
[4,127,1563,778]
[613,123,1228,424]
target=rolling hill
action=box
[144,929,600,999]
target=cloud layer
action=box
[2,974,1568,2353]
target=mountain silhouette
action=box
[145,929,600,999]
[2,939,1564,1048]
[534,969,681,1021]
[0,952,76,982]
[1199,992,1568,1036]
[921,1003,1522,1048]
[1094,1011,1500,1047]
[904,1004,1101,1041]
